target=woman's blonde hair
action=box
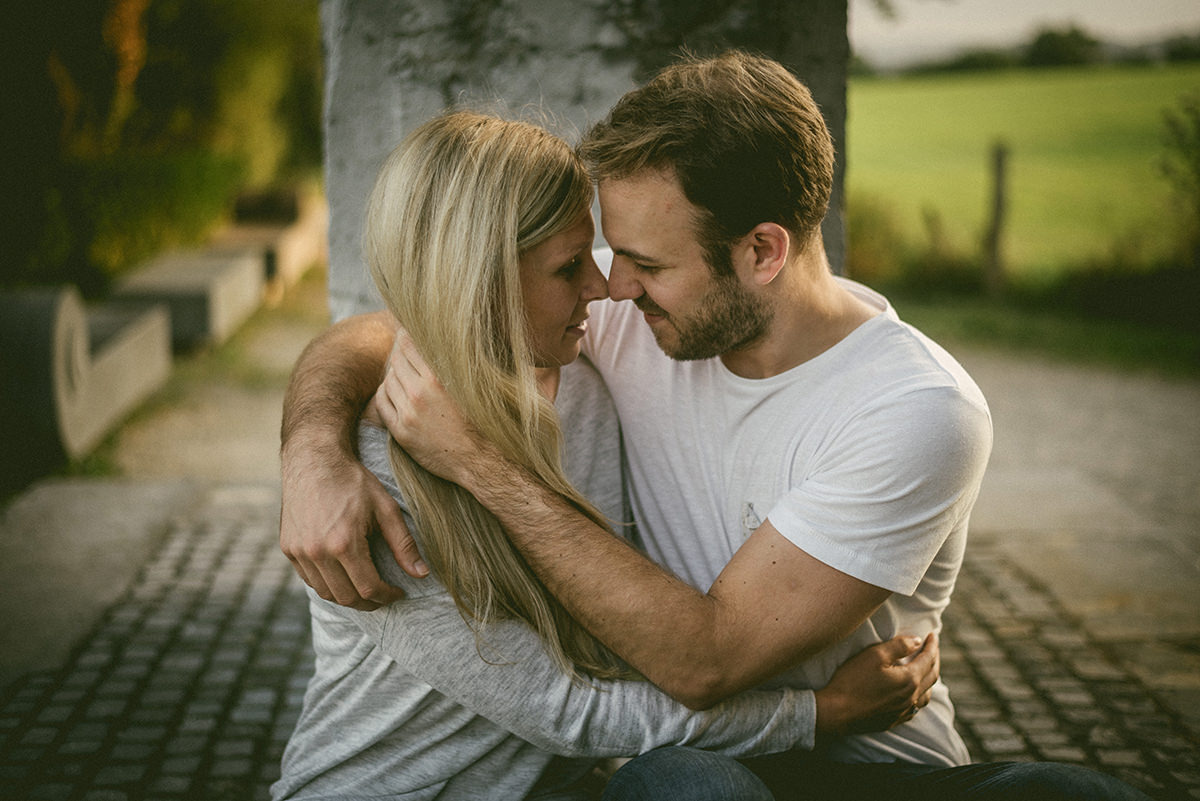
[365,110,632,680]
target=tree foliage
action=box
[2,0,321,293]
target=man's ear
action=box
[742,222,790,286]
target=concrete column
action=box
[321,0,636,320]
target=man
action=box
[283,51,1149,800]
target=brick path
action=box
[0,486,1196,800]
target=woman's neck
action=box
[535,366,561,402]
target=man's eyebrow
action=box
[613,247,664,265]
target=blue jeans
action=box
[602,747,773,801]
[601,747,1154,801]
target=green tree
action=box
[1025,25,1100,67]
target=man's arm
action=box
[279,310,427,610]
[376,333,892,709]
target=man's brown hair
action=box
[579,50,834,274]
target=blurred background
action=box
[0,3,1198,799]
[2,0,322,298]
[844,0,1200,375]
[2,1,1197,389]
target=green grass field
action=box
[846,63,1200,281]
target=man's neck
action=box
[719,264,879,380]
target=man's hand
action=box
[372,330,484,485]
[280,435,427,611]
[278,311,428,610]
[813,632,939,738]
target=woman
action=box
[273,111,930,801]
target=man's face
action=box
[598,171,771,361]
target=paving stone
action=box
[994,682,1038,701]
[215,738,257,757]
[149,775,193,794]
[28,784,74,801]
[981,736,1030,756]
[955,702,1004,722]
[1029,730,1072,748]
[129,706,176,725]
[1041,745,1089,763]
[1069,658,1128,681]
[81,791,129,801]
[1048,689,1097,707]
[110,742,156,760]
[84,699,129,720]
[1098,749,1147,767]
[211,757,255,777]
[1060,707,1108,726]
[58,739,104,755]
[158,755,204,775]
[164,735,209,755]
[36,705,74,724]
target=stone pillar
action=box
[321,0,636,320]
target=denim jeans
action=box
[601,746,1154,801]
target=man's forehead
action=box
[598,169,680,199]
[599,177,700,253]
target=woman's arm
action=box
[343,592,935,758]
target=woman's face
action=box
[519,211,607,368]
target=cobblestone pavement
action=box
[0,485,1197,800]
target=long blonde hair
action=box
[365,110,633,680]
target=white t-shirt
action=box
[583,250,993,766]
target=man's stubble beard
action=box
[640,275,773,362]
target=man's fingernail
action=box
[414,559,429,577]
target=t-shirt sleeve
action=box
[767,386,992,595]
[369,592,816,758]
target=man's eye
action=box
[635,262,661,274]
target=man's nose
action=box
[607,257,640,302]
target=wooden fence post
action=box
[984,140,1009,296]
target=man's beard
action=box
[637,276,773,361]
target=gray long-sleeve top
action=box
[272,358,817,800]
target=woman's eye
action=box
[558,258,582,278]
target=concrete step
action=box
[0,289,171,486]
[114,250,265,351]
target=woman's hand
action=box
[373,329,488,485]
[813,632,940,737]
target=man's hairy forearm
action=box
[280,311,397,458]
[447,440,888,710]
[453,443,728,707]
